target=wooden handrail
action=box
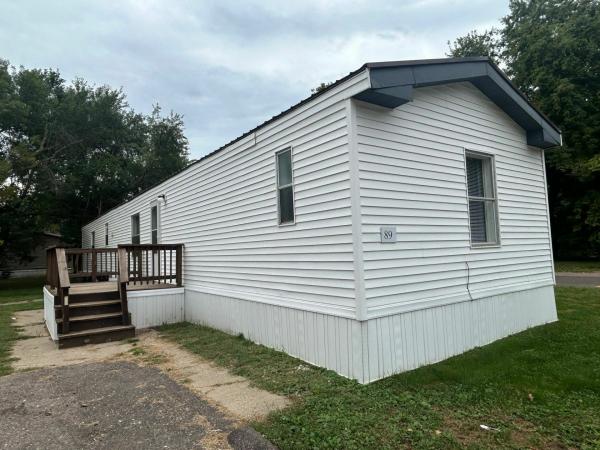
[65,248,118,254]
[46,247,71,334]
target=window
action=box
[276,148,295,224]
[466,151,499,246]
[91,231,95,248]
[131,214,140,244]
[151,205,159,244]
[105,223,109,246]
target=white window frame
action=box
[105,223,109,246]
[131,213,141,244]
[464,149,501,248]
[275,147,296,226]
[150,201,161,244]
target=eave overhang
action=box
[353,57,561,149]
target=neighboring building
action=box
[2,232,64,278]
[82,57,561,383]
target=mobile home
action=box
[81,57,561,383]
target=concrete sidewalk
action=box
[555,272,600,288]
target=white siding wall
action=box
[355,82,554,319]
[82,71,370,319]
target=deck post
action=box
[176,244,183,287]
[91,251,97,282]
[55,248,71,334]
[118,247,130,326]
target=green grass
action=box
[159,287,600,449]
[0,276,44,376]
[555,260,600,273]
[0,276,45,304]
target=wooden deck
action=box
[48,281,180,296]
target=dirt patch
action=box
[440,410,568,449]
[127,330,290,421]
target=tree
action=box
[311,82,333,94]
[448,0,600,258]
[447,29,502,63]
[0,61,189,267]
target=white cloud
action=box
[0,0,508,157]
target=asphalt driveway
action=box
[0,361,275,450]
[555,272,600,288]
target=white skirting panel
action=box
[128,288,185,329]
[43,286,58,341]
[185,285,365,381]
[361,285,557,383]
[184,284,557,384]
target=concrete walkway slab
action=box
[555,272,600,288]
[134,330,290,421]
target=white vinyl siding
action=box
[355,82,554,319]
[82,70,371,318]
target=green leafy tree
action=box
[449,0,600,258]
[0,60,189,267]
[447,29,502,62]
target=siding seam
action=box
[347,99,367,321]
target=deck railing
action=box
[65,248,119,281]
[46,244,184,333]
[118,244,183,287]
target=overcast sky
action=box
[0,0,508,158]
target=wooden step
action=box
[67,299,122,308]
[68,290,120,304]
[57,312,123,323]
[55,299,122,318]
[57,312,124,333]
[57,325,135,349]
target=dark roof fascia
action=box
[355,57,561,148]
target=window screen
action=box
[151,205,158,244]
[131,214,140,244]
[105,223,109,246]
[276,148,295,224]
[466,153,499,245]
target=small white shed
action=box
[82,57,561,383]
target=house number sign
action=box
[380,226,397,243]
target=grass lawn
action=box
[0,276,44,376]
[0,275,45,304]
[554,260,600,273]
[159,287,600,449]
